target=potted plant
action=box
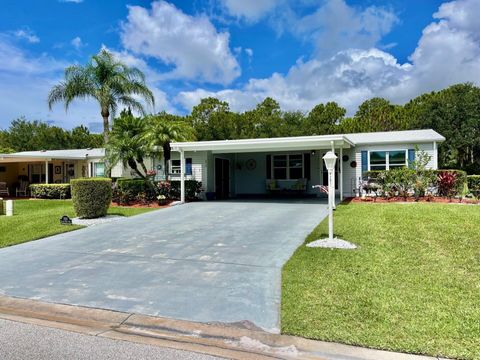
[157,194,168,206]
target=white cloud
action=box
[176,0,480,115]
[120,1,240,85]
[59,0,83,3]
[70,36,85,50]
[14,29,40,43]
[219,0,280,22]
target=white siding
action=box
[345,142,437,197]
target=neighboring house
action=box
[0,129,445,200]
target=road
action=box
[0,318,223,360]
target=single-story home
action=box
[0,129,445,200]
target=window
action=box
[93,162,105,177]
[169,158,192,175]
[369,150,407,171]
[272,154,304,180]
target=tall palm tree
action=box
[144,113,195,180]
[48,49,155,145]
[106,110,150,179]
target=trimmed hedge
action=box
[30,184,71,199]
[467,175,480,196]
[71,178,112,219]
[159,180,202,200]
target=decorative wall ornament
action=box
[245,159,256,170]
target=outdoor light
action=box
[323,151,337,172]
[311,150,316,156]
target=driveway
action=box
[0,199,328,332]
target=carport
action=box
[171,135,354,202]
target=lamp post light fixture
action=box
[323,151,337,241]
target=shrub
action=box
[113,179,156,205]
[158,180,202,200]
[71,178,112,219]
[30,184,71,199]
[435,169,467,196]
[467,175,480,197]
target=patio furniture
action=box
[16,181,29,197]
[0,182,9,197]
[266,178,308,193]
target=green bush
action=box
[467,175,480,197]
[113,179,156,205]
[162,180,202,200]
[71,178,112,219]
[30,184,71,199]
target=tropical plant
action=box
[105,110,151,179]
[144,113,195,180]
[47,49,154,144]
[437,171,458,198]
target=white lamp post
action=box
[323,151,337,241]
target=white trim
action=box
[180,150,185,203]
[367,150,408,171]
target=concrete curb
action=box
[0,295,446,360]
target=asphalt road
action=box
[0,318,223,360]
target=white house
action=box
[168,129,445,202]
[0,129,445,200]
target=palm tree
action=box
[144,113,195,180]
[106,110,150,179]
[48,49,155,145]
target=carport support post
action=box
[45,160,49,184]
[180,150,185,203]
[340,146,343,201]
[330,141,336,209]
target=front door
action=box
[215,158,230,199]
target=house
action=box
[0,129,445,200]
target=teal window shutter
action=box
[408,149,415,168]
[361,151,368,174]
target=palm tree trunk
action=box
[102,110,111,177]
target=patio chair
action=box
[16,181,28,197]
[0,182,9,197]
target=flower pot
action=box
[206,192,216,201]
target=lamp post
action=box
[323,151,337,241]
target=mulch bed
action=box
[111,201,172,208]
[348,196,480,204]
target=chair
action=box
[0,182,9,197]
[16,181,28,197]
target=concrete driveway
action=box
[0,199,328,332]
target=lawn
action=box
[0,200,156,248]
[282,203,480,360]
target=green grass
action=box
[0,200,156,248]
[282,203,480,360]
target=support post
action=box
[340,145,343,201]
[45,161,49,184]
[180,150,185,203]
[328,169,334,240]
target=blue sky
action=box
[1,0,479,131]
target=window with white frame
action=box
[272,154,304,180]
[369,150,407,171]
[169,158,192,175]
[92,162,105,177]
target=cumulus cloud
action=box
[14,29,40,43]
[219,0,280,22]
[70,36,85,50]
[176,0,480,115]
[120,1,240,85]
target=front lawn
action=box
[282,203,480,360]
[0,200,156,248]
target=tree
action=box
[144,112,195,180]
[342,98,409,133]
[188,97,234,140]
[48,49,155,145]
[105,110,150,179]
[70,125,103,149]
[305,102,345,135]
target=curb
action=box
[0,295,444,360]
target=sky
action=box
[0,0,479,131]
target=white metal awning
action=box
[171,134,354,154]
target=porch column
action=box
[340,145,344,201]
[180,150,185,203]
[45,160,49,184]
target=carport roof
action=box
[171,129,444,153]
[0,148,104,163]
